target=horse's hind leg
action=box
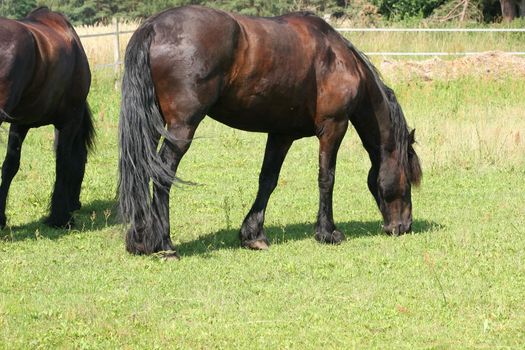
[149,117,204,259]
[0,124,29,228]
[68,128,88,212]
[240,134,294,250]
[315,118,348,244]
[47,120,79,227]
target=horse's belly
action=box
[208,102,316,136]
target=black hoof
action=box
[44,215,74,229]
[159,239,180,259]
[241,237,270,250]
[315,230,345,244]
[161,250,180,260]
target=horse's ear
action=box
[409,129,416,145]
[408,143,422,187]
[409,154,422,187]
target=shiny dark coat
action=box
[0,7,94,228]
[118,6,421,257]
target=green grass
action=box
[0,71,524,349]
[342,31,525,55]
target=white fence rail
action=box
[78,23,525,70]
[338,28,525,32]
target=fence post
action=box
[113,17,121,87]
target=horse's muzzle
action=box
[383,222,412,236]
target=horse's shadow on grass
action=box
[1,199,118,242]
[177,219,441,258]
[2,199,441,258]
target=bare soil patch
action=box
[380,51,525,80]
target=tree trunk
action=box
[517,0,525,17]
[501,0,517,21]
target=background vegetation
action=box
[0,0,519,24]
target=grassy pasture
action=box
[1,58,525,347]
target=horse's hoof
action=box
[242,239,269,250]
[161,250,180,260]
[315,230,345,244]
[44,216,74,229]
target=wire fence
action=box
[79,21,525,70]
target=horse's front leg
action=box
[315,118,348,244]
[0,124,29,228]
[240,134,294,250]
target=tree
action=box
[0,0,37,18]
[370,0,447,19]
[500,0,517,20]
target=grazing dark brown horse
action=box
[0,7,94,228]
[118,5,422,258]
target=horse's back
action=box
[144,6,362,135]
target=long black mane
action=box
[345,41,421,185]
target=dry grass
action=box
[75,23,525,173]
[344,30,525,55]
[385,74,525,172]
[74,22,525,68]
[76,22,139,67]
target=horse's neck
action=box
[350,83,393,164]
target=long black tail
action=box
[82,103,96,153]
[118,22,174,254]
[0,108,15,123]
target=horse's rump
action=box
[0,7,94,229]
[0,7,90,125]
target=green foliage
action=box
[0,1,508,28]
[0,0,37,18]
[370,0,447,19]
[203,0,290,16]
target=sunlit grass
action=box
[0,67,523,348]
[343,31,525,55]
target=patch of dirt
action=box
[379,51,525,80]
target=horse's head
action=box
[370,129,422,235]
[346,48,422,235]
